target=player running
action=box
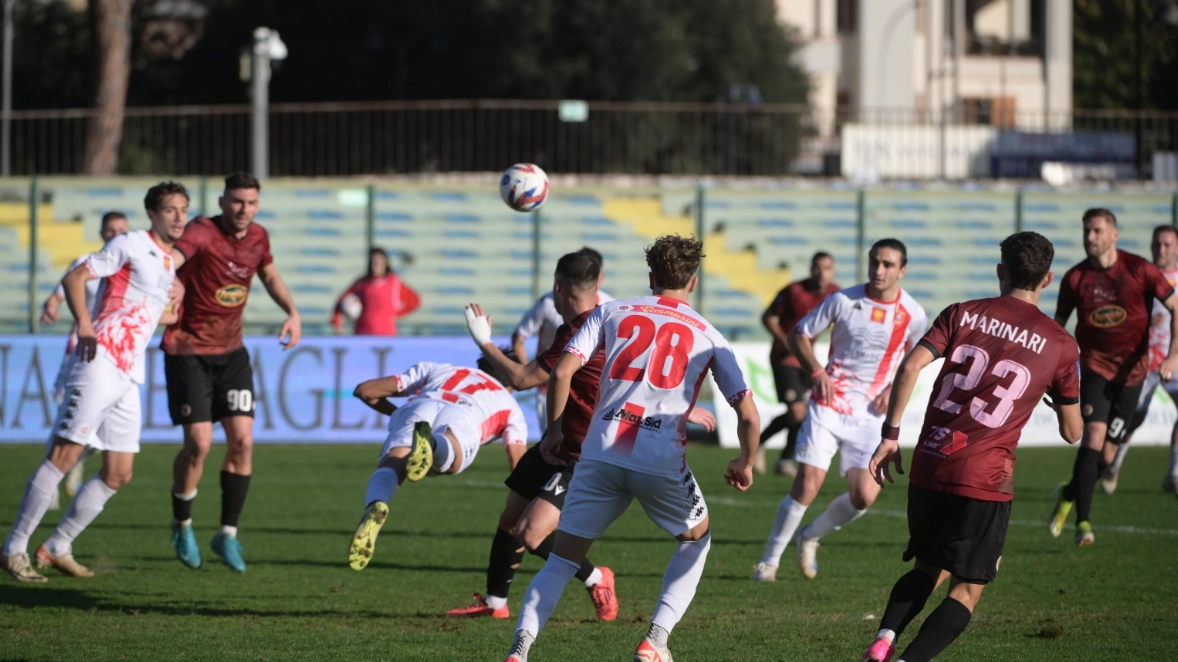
[861,231,1083,662]
[347,360,529,570]
[39,211,131,508]
[758,251,838,476]
[2,182,187,583]
[755,239,926,582]
[1048,209,1178,546]
[448,250,620,621]
[1100,224,1178,496]
[502,235,760,662]
[165,172,302,573]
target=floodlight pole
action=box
[250,27,286,180]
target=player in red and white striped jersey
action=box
[756,239,927,583]
[347,361,528,571]
[503,235,760,662]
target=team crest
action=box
[870,308,886,323]
[164,255,172,270]
[215,284,248,307]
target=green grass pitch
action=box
[1,443,1176,661]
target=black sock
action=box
[220,471,251,528]
[530,532,597,583]
[487,527,525,599]
[760,413,791,446]
[781,421,800,462]
[879,569,936,639]
[1063,447,1100,523]
[172,491,194,522]
[897,597,972,662]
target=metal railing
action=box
[5,100,1178,178]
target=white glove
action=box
[465,304,493,347]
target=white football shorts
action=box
[794,415,876,477]
[557,458,708,539]
[380,397,483,475]
[52,356,140,453]
[1136,370,1178,413]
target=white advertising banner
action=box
[712,341,1175,449]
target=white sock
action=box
[1108,443,1131,476]
[651,532,712,633]
[517,553,579,637]
[583,566,603,588]
[485,594,508,610]
[803,493,866,540]
[431,432,455,473]
[43,475,117,557]
[4,461,65,556]
[1170,444,1178,480]
[365,467,399,507]
[876,628,897,643]
[219,525,238,538]
[760,495,808,566]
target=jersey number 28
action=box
[931,344,1030,429]
[609,316,694,389]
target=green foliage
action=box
[1,444,1176,660]
[1074,0,1178,110]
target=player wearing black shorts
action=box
[863,232,1083,662]
[163,173,302,573]
[759,252,838,475]
[449,250,619,620]
[1049,209,1178,546]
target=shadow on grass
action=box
[0,585,447,620]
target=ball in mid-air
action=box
[499,163,549,212]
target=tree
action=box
[1074,0,1178,110]
[82,0,134,176]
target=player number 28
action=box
[931,344,1030,429]
[609,316,694,389]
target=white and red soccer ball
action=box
[499,163,549,212]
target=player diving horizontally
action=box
[862,231,1082,662]
[503,235,761,662]
[347,359,528,569]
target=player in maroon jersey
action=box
[164,173,302,573]
[758,251,838,476]
[860,232,1083,662]
[1048,208,1178,547]
[449,250,620,622]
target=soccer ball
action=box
[499,163,549,212]
[340,293,363,321]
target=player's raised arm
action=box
[258,261,302,349]
[466,303,550,390]
[869,342,937,486]
[352,377,402,416]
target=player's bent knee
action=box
[849,492,873,510]
[101,470,133,490]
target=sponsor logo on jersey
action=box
[870,307,886,323]
[215,284,249,307]
[227,261,252,280]
[1089,305,1127,328]
[601,407,663,431]
[633,305,706,330]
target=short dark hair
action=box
[811,251,833,267]
[555,250,600,288]
[645,235,704,290]
[1153,225,1178,242]
[100,211,127,227]
[579,246,605,269]
[225,172,261,192]
[1083,208,1117,226]
[144,181,189,211]
[869,238,908,267]
[1000,231,1055,291]
[478,347,519,384]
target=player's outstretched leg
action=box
[862,567,938,661]
[37,452,132,578]
[524,530,616,620]
[448,527,520,618]
[171,489,202,569]
[755,494,808,581]
[797,474,874,579]
[405,421,434,482]
[507,552,583,662]
[3,455,71,583]
[349,465,400,571]
[211,470,251,573]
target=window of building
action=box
[837,0,857,34]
